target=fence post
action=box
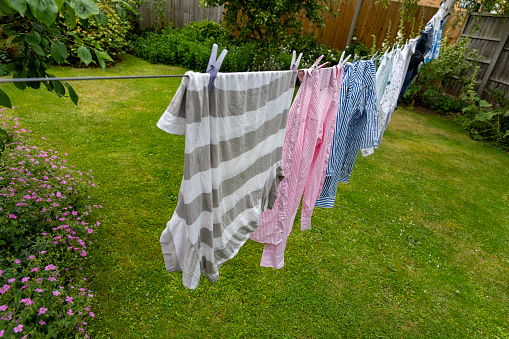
[346,0,363,48]
[476,27,509,97]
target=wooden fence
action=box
[137,0,466,53]
[301,0,463,50]
[456,13,509,98]
[138,0,224,29]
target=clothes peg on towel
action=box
[308,55,329,75]
[206,43,228,91]
[290,51,303,82]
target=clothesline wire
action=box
[0,74,190,84]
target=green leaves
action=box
[74,0,99,19]
[7,0,27,16]
[25,31,41,45]
[64,82,78,105]
[27,0,58,27]
[94,50,112,70]
[77,46,92,65]
[50,41,67,63]
[0,88,12,108]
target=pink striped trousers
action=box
[250,65,344,268]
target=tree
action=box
[0,0,132,108]
[201,0,339,47]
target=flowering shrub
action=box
[0,109,100,338]
[0,114,98,254]
[0,255,94,338]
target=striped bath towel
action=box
[157,70,296,289]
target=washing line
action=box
[0,74,189,84]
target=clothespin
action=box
[371,51,379,60]
[290,51,303,82]
[353,54,358,63]
[338,51,351,67]
[206,43,228,91]
[308,55,328,75]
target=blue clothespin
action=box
[206,43,228,92]
[290,51,303,83]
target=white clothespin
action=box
[290,51,303,82]
[308,55,328,75]
[371,51,379,60]
[338,51,351,68]
[206,43,228,91]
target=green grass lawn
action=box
[2,54,509,338]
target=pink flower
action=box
[31,267,40,272]
[13,324,23,333]
[8,214,16,219]
[45,264,56,270]
[8,278,15,283]
[0,285,11,295]
[14,259,21,264]
[0,329,4,337]
[48,277,56,282]
[0,305,7,311]
[80,251,87,257]
[39,320,46,325]
[0,270,2,277]
[67,309,74,316]
[21,277,30,283]
[38,307,48,315]
[27,255,35,260]
[89,312,95,318]
[20,298,34,305]
[35,288,43,293]
[53,291,60,296]
[65,296,73,303]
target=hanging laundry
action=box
[398,32,428,105]
[250,63,345,269]
[316,60,377,208]
[375,50,395,107]
[424,2,445,62]
[362,40,418,156]
[158,70,296,289]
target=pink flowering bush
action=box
[0,110,100,338]
[0,110,99,254]
[0,254,94,338]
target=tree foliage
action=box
[201,0,338,46]
[0,0,132,108]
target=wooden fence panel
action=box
[453,13,509,97]
[301,0,462,50]
[138,0,224,30]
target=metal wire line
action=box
[0,74,189,83]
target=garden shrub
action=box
[64,1,132,65]
[132,21,346,72]
[403,35,481,113]
[458,73,509,150]
[0,110,100,338]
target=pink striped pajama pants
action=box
[250,64,344,269]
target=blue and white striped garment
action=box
[315,60,378,208]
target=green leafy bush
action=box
[132,21,346,72]
[403,35,481,113]
[458,72,509,150]
[65,1,132,65]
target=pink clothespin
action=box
[206,43,228,91]
[308,55,329,75]
[290,51,303,83]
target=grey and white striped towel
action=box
[158,70,296,289]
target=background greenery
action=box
[2,55,508,338]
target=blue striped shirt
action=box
[315,60,378,208]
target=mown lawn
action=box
[2,54,509,338]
